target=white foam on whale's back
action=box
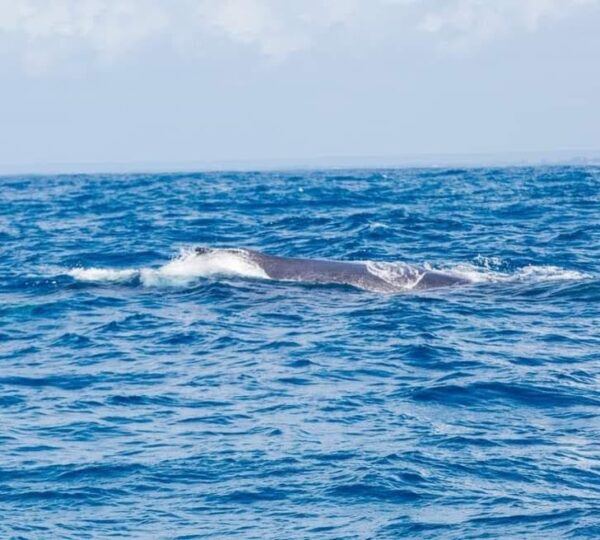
[140,248,268,286]
[65,248,269,287]
[365,261,424,290]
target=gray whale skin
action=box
[195,247,469,292]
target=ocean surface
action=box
[1,166,599,539]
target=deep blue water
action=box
[1,167,599,539]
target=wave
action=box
[61,250,591,291]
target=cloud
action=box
[184,0,366,61]
[0,0,597,73]
[0,0,169,72]
[418,0,599,50]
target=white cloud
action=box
[0,0,169,72]
[0,0,597,73]
[418,0,599,50]
[194,0,311,60]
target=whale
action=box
[194,247,470,292]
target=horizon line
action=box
[2,149,600,177]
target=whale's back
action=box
[194,247,470,292]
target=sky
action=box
[1,0,599,172]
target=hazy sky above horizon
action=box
[1,0,599,170]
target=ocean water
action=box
[1,166,599,539]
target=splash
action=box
[431,257,591,284]
[65,248,269,287]
[66,268,138,283]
